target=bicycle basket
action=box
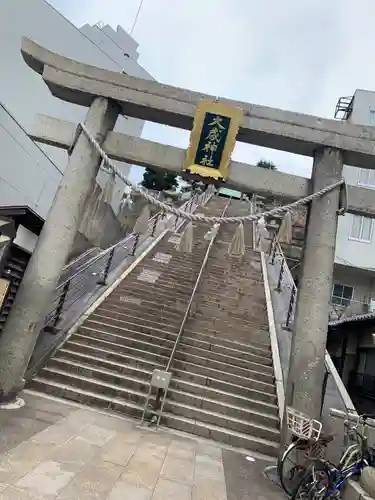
[286,406,322,441]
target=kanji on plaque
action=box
[183,100,243,181]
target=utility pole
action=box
[284,147,343,419]
[0,97,119,405]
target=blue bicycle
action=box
[292,410,375,500]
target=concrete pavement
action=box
[0,392,285,500]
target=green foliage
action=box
[141,168,178,191]
[256,159,277,170]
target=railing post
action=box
[320,369,329,418]
[131,233,140,256]
[151,216,158,237]
[46,281,70,333]
[268,234,276,257]
[284,286,296,329]
[97,248,115,286]
[271,239,277,264]
[276,259,284,292]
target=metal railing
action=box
[147,197,230,425]
[26,192,211,379]
[42,193,206,333]
[258,226,356,418]
[165,198,231,372]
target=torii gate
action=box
[1,37,375,420]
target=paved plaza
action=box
[0,392,285,499]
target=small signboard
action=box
[184,100,243,181]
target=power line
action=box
[130,0,145,35]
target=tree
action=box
[141,168,178,191]
[256,159,277,170]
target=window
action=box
[332,283,353,306]
[370,110,375,126]
[349,215,373,242]
[358,168,375,187]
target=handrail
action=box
[43,193,205,331]
[62,246,99,272]
[260,220,357,415]
[165,198,231,372]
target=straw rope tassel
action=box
[177,222,194,253]
[278,211,293,244]
[101,168,116,205]
[133,205,151,235]
[228,222,245,256]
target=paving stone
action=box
[0,486,49,500]
[100,438,136,466]
[161,455,195,485]
[51,436,99,464]
[30,423,76,446]
[77,423,115,446]
[152,478,192,500]
[0,485,7,493]
[135,442,168,461]
[0,456,41,485]
[92,413,134,434]
[107,480,152,500]
[195,455,225,482]
[16,460,77,497]
[195,443,222,461]
[167,439,196,460]
[193,477,227,500]
[62,409,100,428]
[120,454,164,490]
[57,458,122,500]
[6,441,56,463]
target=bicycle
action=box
[278,407,334,496]
[292,409,375,500]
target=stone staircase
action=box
[29,196,280,457]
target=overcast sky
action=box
[49,0,375,181]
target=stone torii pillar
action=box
[0,98,119,404]
[285,147,344,419]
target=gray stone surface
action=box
[30,114,375,219]
[0,97,119,402]
[222,449,285,500]
[0,392,237,499]
[286,147,344,420]
[21,37,375,170]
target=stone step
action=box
[63,339,275,395]
[66,338,167,368]
[161,413,278,457]
[73,331,274,382]
[183,323,271,347]
[34,366,279,442]
[45,357,277,421]
[81,321,272,367]
[112,282,194,300]
[181,327,271,353]
[171,377,278,414]
[91,306,184,328]
[28,376,278,456]
[162,398,279,443]
[54,349,276,403]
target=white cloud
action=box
[49,0,375,180]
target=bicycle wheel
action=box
[278,441,322,496]
[292,460,331,500]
